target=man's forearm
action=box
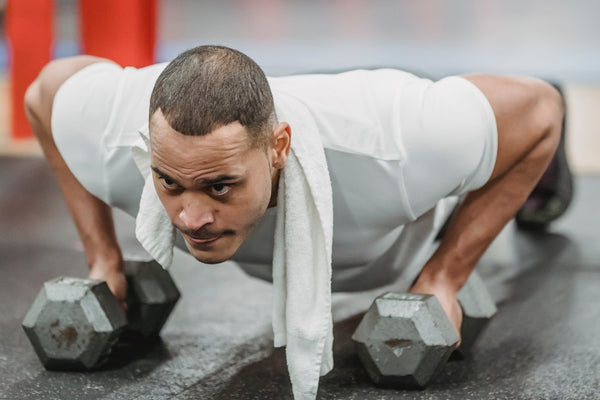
[414,167,540,292]
[57,165,123,271]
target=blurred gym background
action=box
[0,0,598,172]
[1,3,599,398]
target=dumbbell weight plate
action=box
[123,260,180,339]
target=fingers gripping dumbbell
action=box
[455,270,497,356]
[22,260,180,370]
[352,270,496,388]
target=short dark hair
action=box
[149,45,275,147]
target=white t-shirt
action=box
[236,70,497,290]
[52,64,497,291]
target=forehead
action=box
[150,111,253,171]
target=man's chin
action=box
[192,253,230,265]
[184,241,236,265]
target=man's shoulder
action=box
[269,69,425,161]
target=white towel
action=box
[131,92,334,400]
[271,93,334,400]
[131,129,176,269]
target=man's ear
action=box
[271,122,291,169]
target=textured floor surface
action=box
[0,156,599,400]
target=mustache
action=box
[177,226,232,239]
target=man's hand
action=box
[409,278,463,347]
[88,260,128,312]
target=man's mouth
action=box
[184,232,224,245]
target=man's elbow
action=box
[25,55,117,129]
[530,80,564,159]
[24,58,72,128]
[24,72,43,125]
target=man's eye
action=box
[210,183,231,196]
[161,177,179,189]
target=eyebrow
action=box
[198,175,241,185]
[151,166,240,186]
[151,166,181,186]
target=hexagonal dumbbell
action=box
[22,260,180,370]
[352,270,496,388]
[352,292,459,388]
[22,277,127,370]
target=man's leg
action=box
[24,56,127,308]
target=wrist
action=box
[412,258,466,295]
[86,245,123,274]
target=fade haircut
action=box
[149,45,276,147]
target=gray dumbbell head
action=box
[22,277,127,370]
[124,260,180,338]
[456,271,497,355]
[352,293,459,388]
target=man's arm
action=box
[410,75,564,337]
[25,56,127,309]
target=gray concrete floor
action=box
[1,156,599,399]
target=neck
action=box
[268,168,281,208]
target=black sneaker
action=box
[515,83,574,231]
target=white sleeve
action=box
[51,63,123,205]
[401,76,498,218]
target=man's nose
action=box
[178,198,215,231]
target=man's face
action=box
[150,110,281,264]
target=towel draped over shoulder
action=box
[131,92,334,400]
